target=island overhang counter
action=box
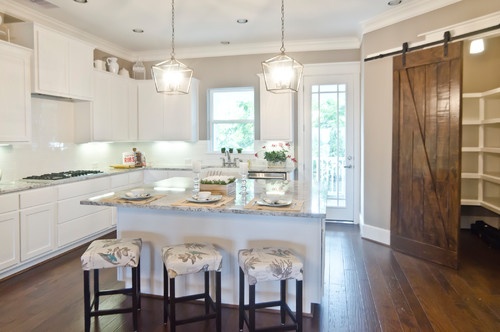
[81,177,326,313]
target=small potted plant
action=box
[228,148,234,153]
[237,148,243,154]
[220,147,226,153]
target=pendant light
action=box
[152,0,193,94]
[262,0,303,93]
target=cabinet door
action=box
[20,203,56,261]
[68,38,93,99]
[92,71,112,140]
[0,211,20,271]
[259,75,293,141]
[35,26,69,96]
[112,76,130,141]
[0,42,31,142]
[164,79,199,141]
[138,80,166,140]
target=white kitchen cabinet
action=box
[19,187,57,261]
[461,87,500,215]
[258,74,293,141]
[7,22,93,100]
[57,177,113,247]
[0,194,20,271]
[137,79,199,141]
[0,41,31,143]
[92,70,138,141]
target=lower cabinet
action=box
[0,194,20,271]
[19,187,57,261]
[57,177,112,247]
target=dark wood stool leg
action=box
[93,269,99,311]
[280,279,286,325]
[216,271,221,332]
[169,277,176,332]
[239,267,244,331]
[83,271,90,332]
[137,261,141,309]
[204,271,210,314]
[296,280,303,332]
[131,266,138,331]
[249,284,256,332]
[163,265,168,325]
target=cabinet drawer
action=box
[20,187,57,209]
[57,209,112,247]
[110,173,129,188]
[0,193,19,214]
[58,192,108,223]
[57,177,110,200]
[129,171,144,185]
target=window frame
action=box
[207,86,255,153]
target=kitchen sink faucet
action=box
[221,150,239,168]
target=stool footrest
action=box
[90,307,134,317]
[97,288,134,296]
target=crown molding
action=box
[1,0,359,62]
[361,0,462,35]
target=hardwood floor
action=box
[0,224,498,331]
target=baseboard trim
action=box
[360,223,391,245]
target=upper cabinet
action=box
[92,70,137,142]
[137,79,199,141]
[7,22,93,100]
[0,41,31,143]
[258,74,294,141]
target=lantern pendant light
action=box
[152,0,193,94]
[262,0,303,93]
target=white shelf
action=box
[461,86,500,214]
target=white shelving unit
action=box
[461,87,500,214]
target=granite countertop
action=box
[81,177,326,218]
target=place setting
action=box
[244,194,304,212]
[171,191,235,208]
[102,189,165,205]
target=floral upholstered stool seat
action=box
[161,242,223,332]
[80,238,142,332]
[238,247,303,332]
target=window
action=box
[208,87,255,152]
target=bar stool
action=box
[238,247,303,332]
[161,242,222,332]
[81,238,142,332]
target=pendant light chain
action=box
[280,0,285,54]
[170,0,175,59]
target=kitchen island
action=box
[81,177,325,313]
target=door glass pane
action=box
[311,84,347,207]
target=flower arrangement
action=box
[255,142,297,163]
[201,175,236,185]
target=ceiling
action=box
[4,0,460,59]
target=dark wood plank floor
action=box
[0,224,499,331]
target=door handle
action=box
[344,165,353,169]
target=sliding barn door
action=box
[391,42,463,269]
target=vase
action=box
[267,161,286,168]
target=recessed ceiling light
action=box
[133,28,144,33]
[221,41,230,45]
[237,19,248,24]
[388,0,402,5]
[73,0,88,3]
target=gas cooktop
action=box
[22,170,103,182]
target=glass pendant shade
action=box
[262,52,303,93]
[152,57,193,94]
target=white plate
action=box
[120,193,151,201]
[256,199,292,207]
[186,194,223,203]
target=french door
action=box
[299,63,360,222]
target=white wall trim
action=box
[360,223,391,245]
[362,0,462,35]
[365,11,500,59]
